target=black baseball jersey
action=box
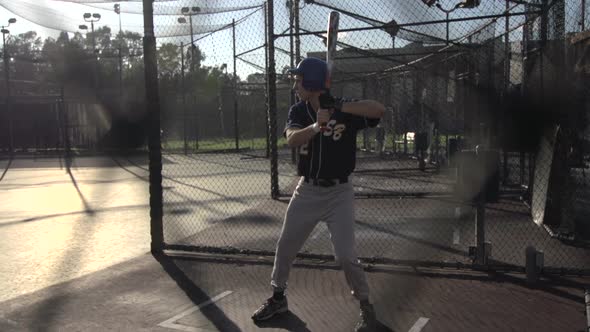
[284,99,379,179]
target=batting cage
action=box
[127,0,589,276]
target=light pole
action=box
[114,4,123,103]
[421,0,480,44]
[79,13,101,91]
[178,6,201,149]
[80,13,101,56]
[434,3,460,45]
[218,63,227,138]
[2,18,16,154]
[177,6,200,73]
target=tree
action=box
[4,31,44,86]
[9,31,42,57]
[42,31,94,92]
[157,43,180,78]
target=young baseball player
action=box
[252,57,385,332]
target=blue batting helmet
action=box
[287,57,327,91]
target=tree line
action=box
[0,26,260,101]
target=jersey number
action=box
[322,120,346,141]
[299,121,347,155]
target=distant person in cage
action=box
[251,57,385,332]
[375,123,386,157]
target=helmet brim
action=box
[287,68,302,76]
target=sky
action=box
[1,1,585,80]
[0,0,267,79]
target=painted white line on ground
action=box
[158,290,233,332]
[408,317,430,332]
[453,228,460,245]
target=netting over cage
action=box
[2,0,589,273]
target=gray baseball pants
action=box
[270,176,370,301]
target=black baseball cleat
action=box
[354,303,377,332]
[251,297,288,322]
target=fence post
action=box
[585,288,590,331]
[142,0,164,253]
[266,0,279,199]
[294,0,301,63]
[475,193,487,265]
[582,0,586,31]
[61,86,70,159]
[264,1,270,159]
[4,31,13,155]
[233,19,239,152]
[475,145,490,266]
[181,42,187,155]
[289,0,297,164]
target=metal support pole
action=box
[188,14,198,151]
[362,80,369,151]
[142,0,164,253]
[217,70,224,139]
[582,0,586,31]
[540,0,548,98]
[118,47,123,98]
[91,21,99,92]
[294,0,301,63]
[505,0,510,93]
[61,86,70,158]
[446,12,450,45]
[584,288,590,331]
[264,2,270,159]
[3,32,12,155]
[232,19,239,152]
[289,0,297,164]
[194,93,199,150]
[475,193,486,265]
[189,15,195,73]
[118,10,123,105]
[289,2,295,105]
[540,0,548,44]
[266,0,279,199]
[181,42,187,155]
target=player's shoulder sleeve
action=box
[342,97,380,130]
[284,101,309,137]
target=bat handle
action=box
[319,122,328,132]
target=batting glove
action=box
[319,92,343,111]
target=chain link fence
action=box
[147,0,590,275]
[2,0,587,275]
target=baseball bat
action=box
[320,11,339,131]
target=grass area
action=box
[163,136,288,151]
[163,132,460,153]
[356,132,461,152]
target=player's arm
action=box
[285,125,318,148]
[340,100,385,119]
[319,94,385,119]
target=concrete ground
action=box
[0,154,588,331]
